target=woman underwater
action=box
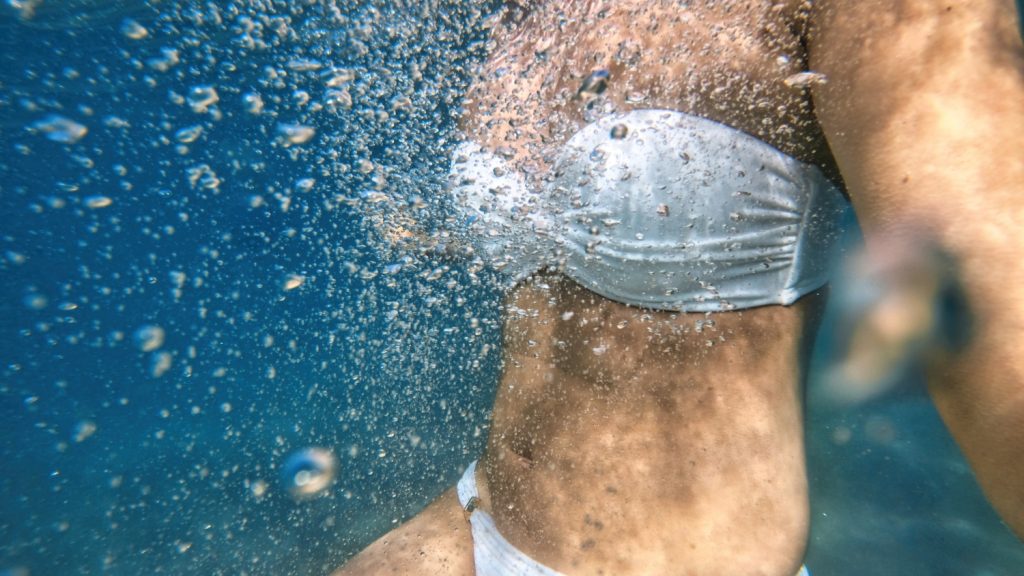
[338,0,1024,574]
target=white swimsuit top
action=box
[449,109,850,312]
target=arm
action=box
[809,0,1024,537]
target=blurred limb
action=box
[820,237,970,406]
[811,0,1024,538]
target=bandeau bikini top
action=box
[448,109,850,312]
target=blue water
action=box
[1,2,1021,575]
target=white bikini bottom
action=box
[457,461,811,576]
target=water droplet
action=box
[31,115,87,144]
[281,448,337,499]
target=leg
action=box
[332,488,475,576]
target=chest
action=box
[465,0,832,170]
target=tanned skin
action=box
[337,1,1024,574]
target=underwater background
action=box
[1,2,1022,575]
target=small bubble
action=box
[175,125,203,144]
[147,48,180,72]
[31,115,87,144]
[72,420,97,443]
[282,275,305,291]
[784,71,828,90]
[23,293,47,310]
[85,196,113,209]
[120,18,148,40]
[322,67,355,87]
[576,69,609,101]
[134,325,165,352]
[609,124,628,139]
[390,95,413,112]
[151,351,172,378]
[324,89,353,109]
[287,59,322,71]
[187,86,219,113]
[277,123,315,145]
[242,92,264,114]
[357,159,375,174]
[250,479,268,498]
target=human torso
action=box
[467,2,830,574]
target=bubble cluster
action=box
[1,1,503,573]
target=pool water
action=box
[1,2,1021,575]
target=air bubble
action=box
[23,293,47,310]
[187,86,219,114]
[85,196,113,209]
[175,125,203,144]
[120,19,148,40]
[277,123,316,145]
[287,59,322,72]
[134,325,165,352]
[282,275,305,291]
[242,92,264,114]
[31,115,87,144]
[783,71,828,90]
[576,69,609,102]
[72,420,97,443]
[281,448,337,499]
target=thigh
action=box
[332,488,475,576]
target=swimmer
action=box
[336,1,1024,574]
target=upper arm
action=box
[808,0,1024,238]
[807,0,1024,539]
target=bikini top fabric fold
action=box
[449,109,850,312]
